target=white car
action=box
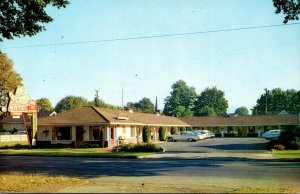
[196,130,216,139]
[193,131,206,140]
[261,129,282,140]
[167,131,202,142]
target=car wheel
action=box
[187,138,193,142]
[167,137,174,142]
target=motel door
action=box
[110,127,115,147]
[76,126,84,147]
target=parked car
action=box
[195,130,215,139]
[167,131,202,142]
[193,131,206,140]
[207,131,216,138]
[261,129,283,140]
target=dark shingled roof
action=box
[180,114,300,127]
[38,106,190,127]
[38,107,108,125]
[94,107,189,126]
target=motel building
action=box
[1,105,299,148]
[180,114,300,137]
[36,106,189,148]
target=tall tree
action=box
[0,53,22,116]
[193,86,228,116]
[273,0,300,24]
[199,105,217,116]
[55,95,91,113]
[37,98,54,112]
[128,97,154,114]
[0,0,69,41]
[163,80,197,116]
[252,88,300,115]
[175,106,194,117]
[235,106,249,116]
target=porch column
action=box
[71,126,76,141]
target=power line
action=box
[1,22,300,50]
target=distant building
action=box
[0,111,57,132]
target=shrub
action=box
[290,140,300,150]
[279,126,300,150]
[180,127,186,132]
[273,144,285,150]
[112,143,164,152]
[142,126,150,143]
[171,127,177,135]
[186,127,192,131]
[158,126,166,141]
[9,128,18,134]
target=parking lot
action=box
[160,137,269,153]
[147,137,272,160]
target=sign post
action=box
[4,86,38,148]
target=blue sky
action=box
[1,0,299,113]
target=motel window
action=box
[122,127,126,134]
[248,126,255,133]
[54,127,71,140]
[90,126,100,140]
[227,127,233,133]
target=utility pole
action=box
[95,90,99,107]
[265,88,268,115]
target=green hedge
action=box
[158,126,166,141]
[171,126,177,135]
[142,125,150,143]
[112,143,164,152]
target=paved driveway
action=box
[147,138,273,159]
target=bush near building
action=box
[158,126,166,141]
[180,127,186,132]
[279,126,300,150]
[142,125,150,143]
[171,126,177,135]
[268,125,300,150]
[112,143,164,152]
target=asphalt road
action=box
[0,138,299,192]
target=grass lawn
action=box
[0,173,82,192]
[0,147,152,158]
[272,149,300,161]
[0,141,28,148]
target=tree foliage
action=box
[252,88,300,115]
[273,0,300,24]
[193,87,228,116]
[0,0,69,41]
[175,106,194,117]
[163,80,197,116]
[55,95,91,113]
[0,53,22,115]
[37,98,54,112]
[129,97,154,114]
[235,106,249,116]
[199,105,217,116]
